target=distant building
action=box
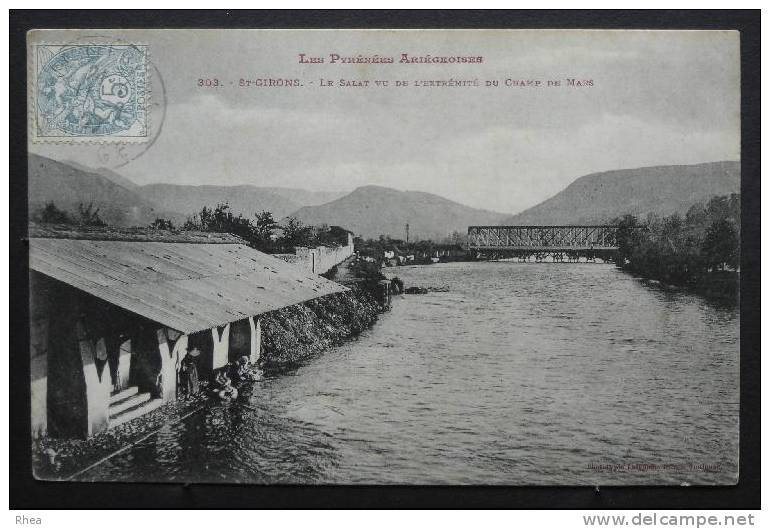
[28,225,346,438]
[434,244,467,260]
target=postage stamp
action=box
[32,44,149,142]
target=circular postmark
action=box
[32,34,167,170]
[96,60,167,169]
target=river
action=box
[79,262,739,485]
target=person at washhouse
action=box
[179,347,201,398]
[213,366,238,401]
[210,356,258,401]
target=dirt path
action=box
[330,255,358,286]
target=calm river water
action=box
[81,262,739,485]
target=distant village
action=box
[354,237,468,267]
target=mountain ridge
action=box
[28,153,177,226]
[502,161,740,225]
[29,156,739,236]
[137,183,305,221]
[289,185,509,240]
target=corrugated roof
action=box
[29,238,348,334]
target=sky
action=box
[29,29,740,215]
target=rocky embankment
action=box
[259,289,380,368]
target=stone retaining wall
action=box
[274,237,354,275]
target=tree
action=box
[37,201,73,224]
[611,194,739,302]
[182,203,253,240]
[77,202,106,226]
[446,230,467,246]
[702,219,739,271]
[315,225,351,246]
[685,200,708,226]
[280,217,313,247]
[253,211,278,243]
[614,214,640,265]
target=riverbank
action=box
[613,194,740,305]
[691,271,740,303]
[259,289,381,369]
[620,267,739,305]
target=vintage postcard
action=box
[27,28,740,485]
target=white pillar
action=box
[75,320,111,437]
[173,335,189,375]
[157,329,188,403]
[167,334,188,401]
[117,339,132,390]
[156,329,171,400]
[248,317,261,364]
[30,354,47,438]
[30,316,48,438]
[211,324,230,369]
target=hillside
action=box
[288,185,508,240]
[138,184,312,220]
[503,162,740,225]
[28,154,175,227]
[261,187,346,207]
[63,160,141,191]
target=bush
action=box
[37,202,73,224]
[34,201,106,227]
[149,218,175,230]
[76,202,106,226]
[320,265,338,280]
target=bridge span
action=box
[467,225,621,262]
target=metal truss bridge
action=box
[467,225,621,262]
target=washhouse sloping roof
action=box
[29,237,348,334]
[28,223,246,244]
